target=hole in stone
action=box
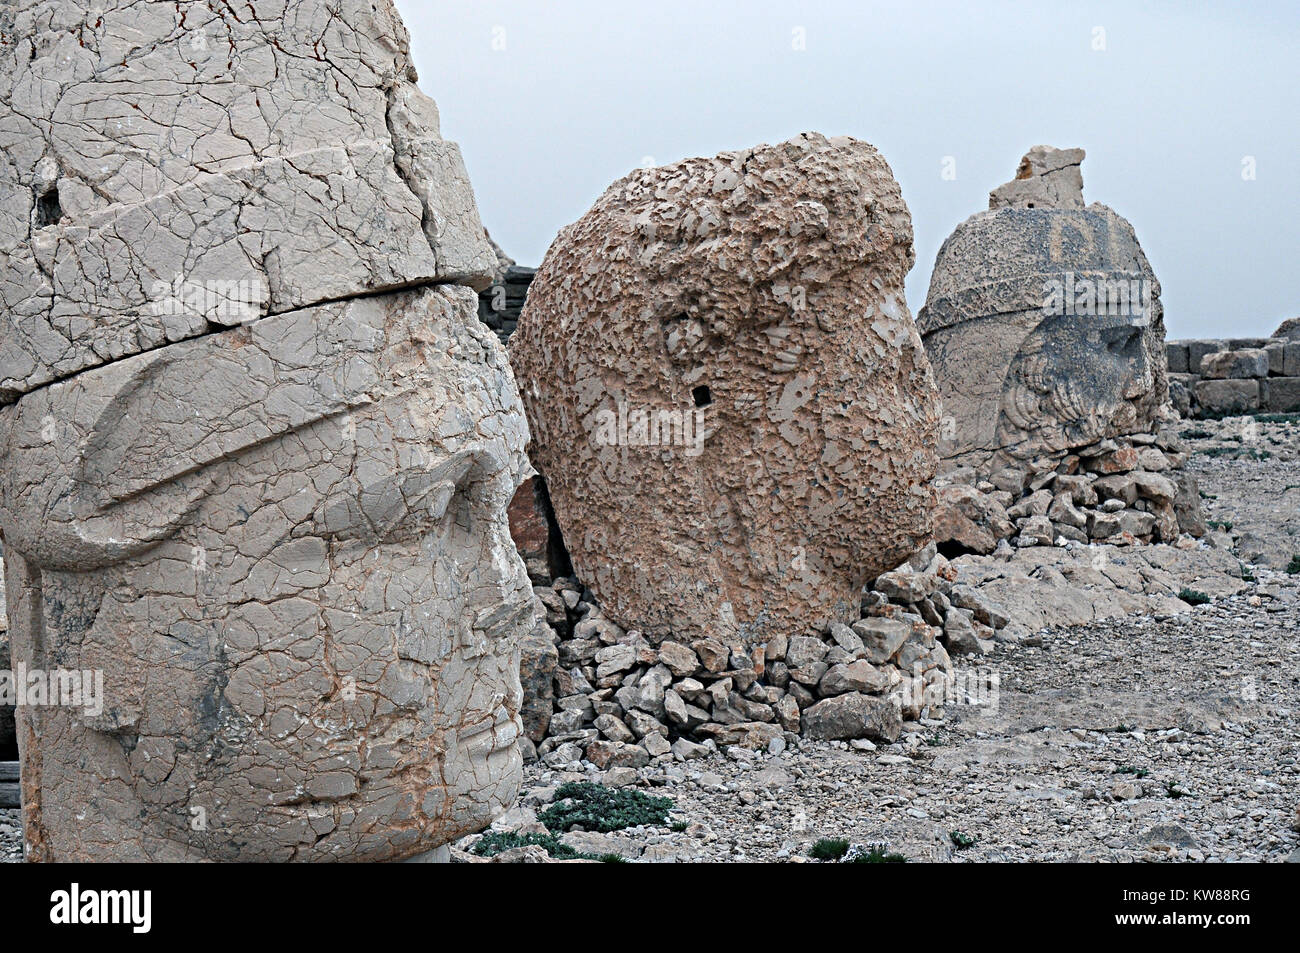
[35,186,62,227]
[692,385,712,408]
[937,540,978,560]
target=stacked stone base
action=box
[1167,334,1300,418]
[932,427,1205,556]
[516,545,1026,769]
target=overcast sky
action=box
[396,0,1297,339]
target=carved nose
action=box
[470,515,533,635]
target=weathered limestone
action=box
[0,0,494,401]
[511,133,940,648]
[920,146,1167,475]
[1,0,531,861]
[988,145,1085,211]
[1201,349,1268,380]
[1195,378,1260,415]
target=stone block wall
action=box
[478,266,535,344]
[1166,323,1300,417]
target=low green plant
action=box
[949,830,977,850]
[1115,765,1149,778]
[1178,588,1211,605]
[1287,555,1300,575]
[1239,563,1256,582]
[670,820,689,833]
[809,837,851,861]
[470,830,633,862]
[1207,519,1233,531]
[538,782,674,834]
[470,830,581,859]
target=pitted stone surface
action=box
[920,147,1167,476]
[511,133,939,649]
[0,1,530,861]
[0,0,494,400]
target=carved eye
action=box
[314,450,490,542]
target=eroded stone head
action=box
[511,133,939,650]
[1,287,534,861]
[0,0,530,861]
[920,147,1167,476]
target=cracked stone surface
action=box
[0,0,494,400]
[0,1,532,861]
[919,147,1168,478]
[511,133,939,650]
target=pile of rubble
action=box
[1166,319,1300,417]
[519,542,1026,770]
[932,426,1204,555]
[517,524,1249,769]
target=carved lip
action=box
[460,709,520,757]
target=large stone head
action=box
[919,146,1167,477]
[511,133,939,650]
[0,1,531,860]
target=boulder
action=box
[511,133,939,646]
[1172,472,1207,537]
[818,660,891,696]
[851,618,913,665]
[1265,339,1288,376]
[801,693,903,742]
[1285,344,1300,378]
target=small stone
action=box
[671,738,712,761]
[594,713,634,744]
[692,638,730,673]
[585,740,650,770]
[851,618,912,664]
[818,660,891,696]
[657,641,700,677]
